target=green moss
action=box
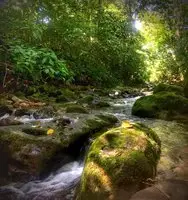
[132,92,188,119]
[65,105,89,113]
[97,114,118,124]
[61,114,118,148]
[56,95,69,103]
[0,130,62,175]
[77,122,161,199]
[60,88,77,100]
[78,95,94,104]
[94,101,110,108]
[22,127,47,136]
[153,83,184,96]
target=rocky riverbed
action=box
[0,86,188,200]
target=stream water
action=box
[0,96,188,200]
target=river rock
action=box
[153,83,184,96]
[0,129,62,182]
[92,100,110,108]
[0,186,25,200]
[65,105,89,114]
[0,112,118,183]
[77,95,94,104]
[33,106,56,119]
[130,179,188,200]
[76,122,161,200]
[22,127,48,136]
[56,95,69,103]
[60,113,118,150]
[0,105,12,117]
[14,108,31,117]
[0,118,23,126]
[132,92,188,119]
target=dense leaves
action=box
[0,0,188,87]
[10,44,71,83]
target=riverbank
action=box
[0,85,188,200]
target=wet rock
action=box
[61,114,118,149]
[0,186,24,200]
[56,117,72,128]
[0,130,62,182]
[0,105,12,117]
[92,100,110,108]
[56,95,69,103]
[173,145,188,179]
[77,122,161,200]
[61,88,77,100]
[22,127,47,136]
[130,179,188,200]
[108,87,143,99]
[14,108,31,117]
[132,92,188,119]
[65,105,89,114]
[78,95,94,104]
[0,118,23,126]
[33,106,56,119]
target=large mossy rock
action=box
[132,92,188,119]
[0,129,62,182]
[77,122,161,200]
[153,83,184,96]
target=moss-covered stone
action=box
[22,127,48,136]
[60,88,77,100]
[65,105,89,114]
[93,101,110,108]
[33,106,56,118]
[78,95,94,104]
[55,95,69,103]
[153,83,184,96]
[132,92,188,119]
[0,129,62,181]
[0,105,13,117]
[77,122,160,200]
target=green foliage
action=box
[0,0,187,86]
[0,0,147,86]
[10,44,72,83]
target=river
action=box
[0,96,188,200]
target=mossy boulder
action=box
[132,92,188,119]
[78,95,94,104]
[65,105,89,114]
[0,129,62,182]
[93,100,110,108]
[60,88,77,100]
[77,122,161,200]
[55,95,69,103]
[153,83,184,96]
